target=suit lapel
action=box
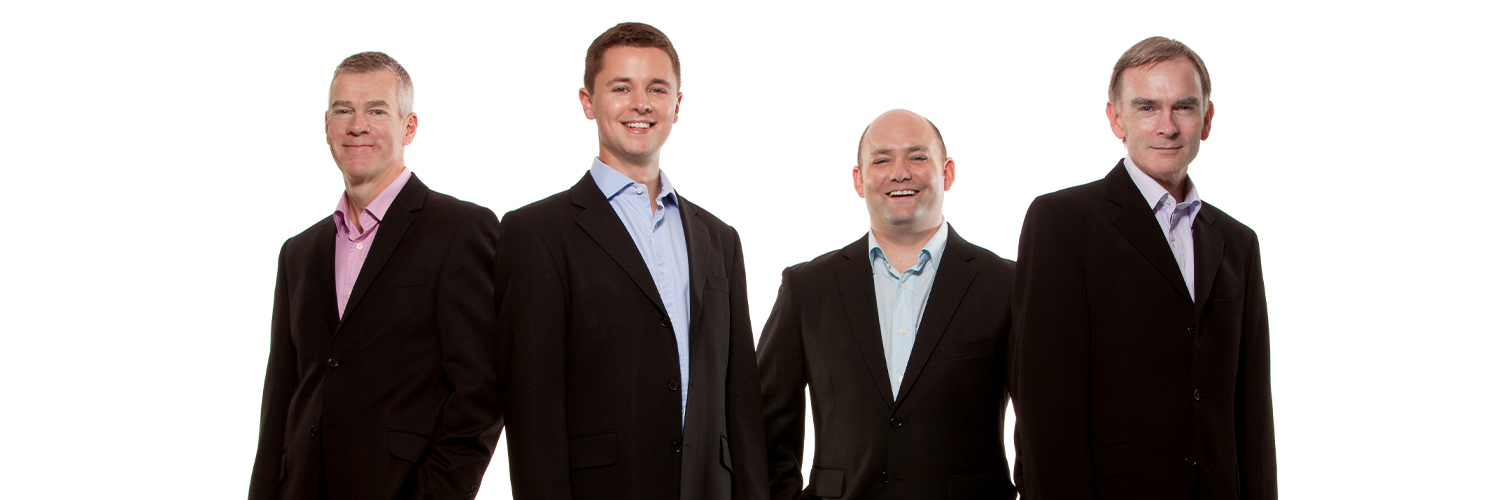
[894,226,977,406]
[313,219,339,335]
[1192,206,1225,318]
[335,175,425,336]
[833,236,897,409]
[1105,162,1193,304]
[680,197,711,343]
[570,173,668,315]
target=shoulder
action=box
[1199,201,1259,245]
[499,190,574,229]
[1027,176,1109,218]
[678,195,736,236]
[281,215,332,253]
[421,189,500,226]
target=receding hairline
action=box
[855,113,947,166]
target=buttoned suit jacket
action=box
[758,226,1018,500]
[1010,162,1276,499]
[249,175,504,500]
[496,172,769,500]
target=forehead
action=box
[595,46,677,87]
[1117,57,1203,99]
[329,70,401,101]
[863,114,937,153]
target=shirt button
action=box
[890,417,903,428]
[898,328,907,336]
[658,266,666,274]
[899,282,907,290]
[635,187,643,194]
[355,243,363,249]
[1193,389,1202,401]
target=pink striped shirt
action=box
[332,169,413,318]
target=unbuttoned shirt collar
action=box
[868,220,950,279]
[1124,156,1202,300]
[591,158,678,210]
[331,167,412,318]
[333,168,412,240]
[867,220,949,399]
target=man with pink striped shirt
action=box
[250,52,503,500]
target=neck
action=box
[871,219,943,273]
[342,164,404,233]
[601,154,663,209]
[1152,174,1189,204]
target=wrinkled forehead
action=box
[861,117,940,158]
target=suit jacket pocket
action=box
[807,467,844,498]
[706,275,730,293]
[278,449,287,483]
[719,434,733,472]
[948,474,1012,499]
[388,429,431,463]
[934,339,996,361]
[1092,443,1129,478]
[569,431,617,470]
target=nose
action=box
[347,112,369,136]
[631,92,652,114]
[1154,109,1180,138]
[889,160,913,182]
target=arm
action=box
[725,231,771,500]
[248,242,295,500]
[497,211,574,499]
[756,267,806,500]
[1011,196,1095,499]
[1235,232,1277,500]
[413,207,505,499]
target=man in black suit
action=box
[496,22,768,500]
[1010,37,1276,499]
[249,52,503,500]
[758,109,1018,499]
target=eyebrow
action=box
[606,77,674,87]
[870,145,929,157]
[1130,96,1201,107]
[328,99,390,108]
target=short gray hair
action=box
[331,51,414,117]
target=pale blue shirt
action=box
[1124,156,1202,300]
[591,159,692,423]
[868,221,949,399]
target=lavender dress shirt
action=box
[332,168,413,317]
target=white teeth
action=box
[889,190,917,196]
[625,122,651,129]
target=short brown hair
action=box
[1109,37,1210,103]
[332,51,414,117]
[583,22,681,93]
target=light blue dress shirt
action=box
[868,220,949,399]
[1123,157,1203,301]
[591,159,692,423]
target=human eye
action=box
[872,158,889,165]
[650,86,669,94]
[910,155,928,162]
[371,109,386,115]
[612,85,629,93]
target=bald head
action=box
[857,109,947,167]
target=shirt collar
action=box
[868,219,950,274]
[590,157,678,207]
[333,168,412,235]
[1123,156,1201,211]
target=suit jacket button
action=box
[669,379,680,391]
[1185,456,1198,467]
[880,471,889,484]
[1187,326,1198,337]
[309,425,318,438]
[890,417,903,428]
[327,358,339,368]
[1193,389,1202,401]
[660,317,671,328]
[671,442,682,453]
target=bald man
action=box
[757,110,1018,499]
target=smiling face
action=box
[325,70,416,186]
[1106,56,1213,187]
[580,46,681,171]
[853,110,954,234]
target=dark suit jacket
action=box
[1010,162,1276,499]
[758,226,1018,500]
[496,172,769,500]
[249,175,503,500]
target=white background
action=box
[2,1,1496,498]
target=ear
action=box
[852,166,866,199]
[402,112,418,146]
[942,158,956,191]
[672,92,683,123]
[1200,100,1214,141]
[579,87,596,120]
[1105,100,1127,140]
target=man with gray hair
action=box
[1011,37,1276,499]
[249,51,503,500]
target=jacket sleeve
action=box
[1011,195,1096,499]
[725,230,771,500]
[248,241,296,500]
[412,207,505,499]
[1235,232,1277,500]
[756,267,807,500]
[497,211,574,499]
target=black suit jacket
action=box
[249,175,503,500]
[496,172,769,500]
[1010,162,1276,499]
[758,226,1018,500]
